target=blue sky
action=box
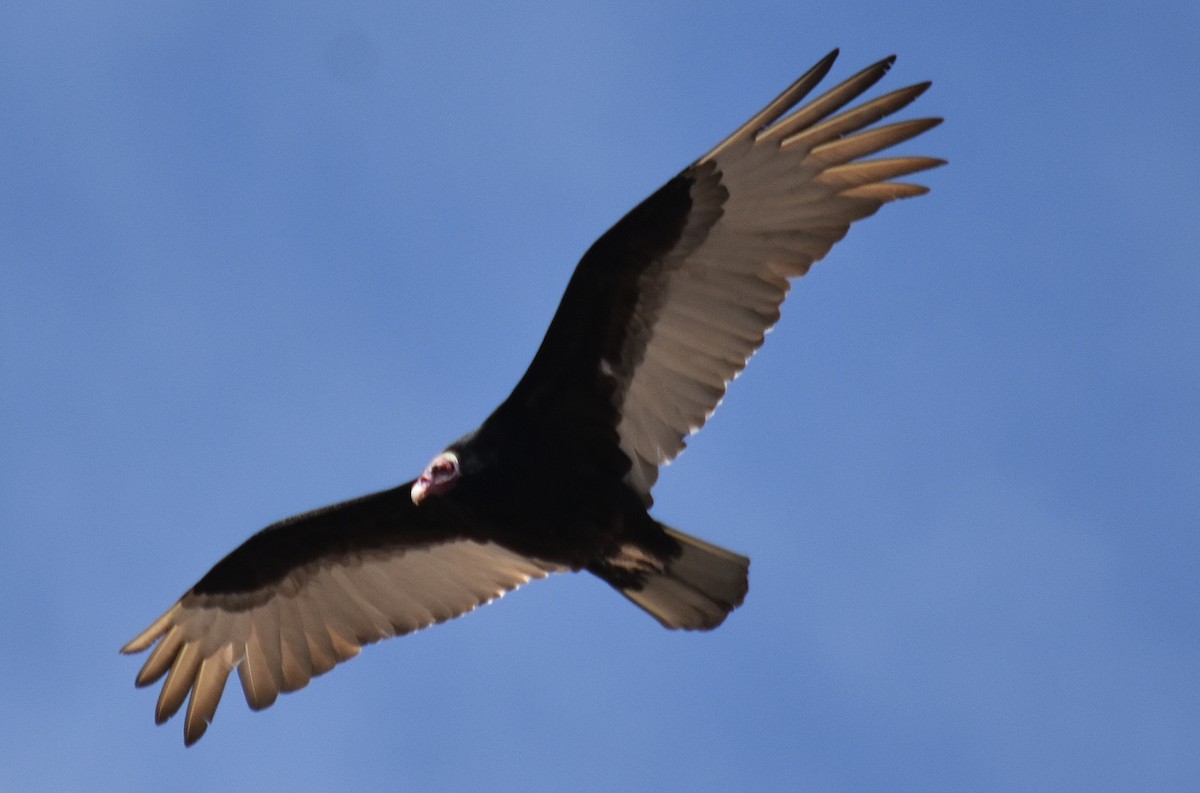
[2,1,1198,790]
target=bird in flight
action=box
[124,49,943,745]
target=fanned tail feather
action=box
[614,526,750,631]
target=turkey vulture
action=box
[123,49,942,745]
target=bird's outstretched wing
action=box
[504,50,943,500]
[121,486,562,745]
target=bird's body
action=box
[124,50,943,744]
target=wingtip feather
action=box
[757,54,905,145]
[183,649,235,746]
[699,49,842,163]
[839,182,932,201]
[155,642,201,725]
[121,604,180,654]
[134,626,185,688]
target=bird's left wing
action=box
[503,51,943,500]
[122,485,562,744]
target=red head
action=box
[410,450,460,505]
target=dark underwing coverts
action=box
[123,49,944,745]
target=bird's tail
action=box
[598,526,749,631]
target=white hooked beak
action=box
[411,451,460,505]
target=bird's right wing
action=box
[503,51,943,501]
[122,485,562,745]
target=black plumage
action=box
[123,50,943,745]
